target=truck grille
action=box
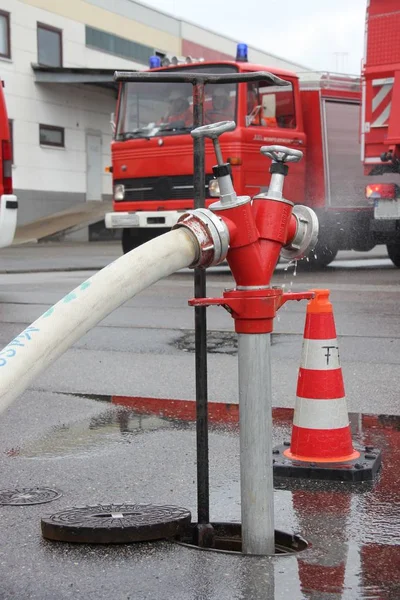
[115,175,214,202]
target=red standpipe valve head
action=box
[252,145,319,280]
[251,145,303,283]
[191,120,267,287]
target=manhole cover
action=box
[0,487,62,506]
[41,503,191,544]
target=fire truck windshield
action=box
[115,64,238,140]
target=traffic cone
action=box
[273,289,381,482]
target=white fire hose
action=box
[0,228,204,415]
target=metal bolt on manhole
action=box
[0,487,62,506]
[41,503,191,544]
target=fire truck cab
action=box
[0,78,17,249]
[106,46,305,255]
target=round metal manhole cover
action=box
[0,487,62,506]
[41,503,191,544]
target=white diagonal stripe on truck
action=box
[372,83,392,112]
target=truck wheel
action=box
[387,243,400,268]
[303,241,338,269]
[122,229,154,254]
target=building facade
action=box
[0,0,309,240]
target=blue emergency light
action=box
[149,55,161,68]
[236,43,248,62]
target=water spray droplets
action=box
[282,259,298,292]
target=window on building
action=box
[0,10,11,59]
[39,124,64,147]
[85,26,153,65]
[37,23,62,67]
[8,119,13,163]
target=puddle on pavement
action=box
[4,393,399,599]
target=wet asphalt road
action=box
[0,243,399,415]
[0,242,399,599]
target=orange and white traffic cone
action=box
[273,289,381,481]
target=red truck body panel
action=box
[362,0,400,169]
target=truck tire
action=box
[121,229,155,254]
[303,240,338,269]
[387,243,400,268]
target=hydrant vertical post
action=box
[181,121,319,555]
[238,333,275,555]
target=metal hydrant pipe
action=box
[238,333,275,555]
[0,228,199,415]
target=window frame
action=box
[115,65,239,140]
[37,21,63,67]
[8,119,13,163]
[39,124,65,148]
[0,10,11,59]
[246,79,297,130]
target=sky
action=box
[141,0,368,74]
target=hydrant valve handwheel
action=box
[193,120,251,210]
[191,120,236,140]
[255,144,319,261]
[260,145,303,164]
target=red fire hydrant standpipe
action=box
[175,121,318,555]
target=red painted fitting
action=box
[199,187,314,332]
[252,197,294,284]
[286,213,298,244]
[189,290,315,334]
[223,288,283,333]
[212,201,266,288]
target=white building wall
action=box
[85,0,181,37]
[0,0,138,194]
[0,0,146,236]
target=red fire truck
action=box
[0,78,17,249]
[105,38,399,268]
[361,0,400,267]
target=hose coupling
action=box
[280,205,319,261]
[173,208,230,268]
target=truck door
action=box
[323,99,372,209]
[241,78,306,204]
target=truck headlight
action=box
[208,179,220,198]
[114,184,125,201]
